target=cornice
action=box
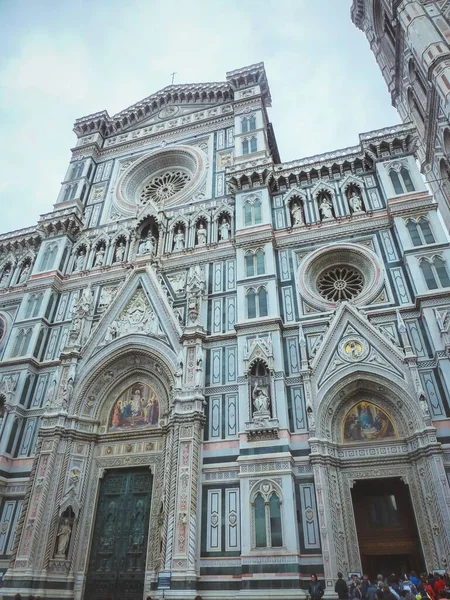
[72,112,235,162]
[387,193,438,216]
[273,214,391,248]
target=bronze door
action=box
[84,468,152,600]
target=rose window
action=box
[139,170,190,206]
[317,266,364,301]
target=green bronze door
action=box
[84,468,153,600]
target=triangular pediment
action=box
[82,267,182,361]
[310,303,407,390]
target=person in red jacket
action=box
[434,575,446,599]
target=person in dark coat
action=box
[336,572,349,600]
[309,574,324,600]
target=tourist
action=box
[367,581,379,600]
[419,578,435,600]
[335,571,349,600]
[362,574,370,599]
[309,574,324,600]
[435,574,446,598]
[382,584,399,600]
[353,580,363,600]
[410,572,421,588]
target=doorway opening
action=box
[351,477,424,579]
[84,467,153,600]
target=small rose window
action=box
[317,266,364,302]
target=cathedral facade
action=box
[0,63,450,600]
[352,0,450,225]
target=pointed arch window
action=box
[241,115,256,134]
[242,136,258,156]
[243,197,262,226]
[389,165,415,195]
[406,218,435,246]
[246,287,268,319]
[245,249,265,277]
[420,256,450,289]
[252,485,283,549]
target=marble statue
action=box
[319,197,333,220]
[145,235,156,255]
[55,519,72,557]
[114,242,126,262]
[18,263,30,284]
[74,251,85,272]
[252,380,270,413]
[196,223,207,246]
[94,247,105,267]
[0,267,11,286]
[219,218,230,241]
[349,191,363,213]
[173,228,185,251]
[291,202,303,226]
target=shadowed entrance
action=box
[84,468,152,600]
[351,478,424,579]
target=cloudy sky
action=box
[0,0,400,233]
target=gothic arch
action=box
[314,372,424,442]
[74,342,177,419]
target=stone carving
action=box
[196,223,207,246]
[348,191,364,214]
[173,228,185,251]
[219,218,230,241]
[103,288,164,344]
[138,235,156,256]
[291,201,303,226]
[175,353,183,389]
[114,242,126,263]
[73,250,86,272]
[98,286,117,313]
[0,374,18,396]
[319,195,333,220]
[195,346,203,388]
[252,380,270,414]
[61,378,74,410]
[44,377,57,408]
[55,519,72,558]
[186,264,205,324]
[69,285,93,345]
[18,263,31,284]
[0,266,11,287]
[167,271,186,295]
[338,337,369,362]
[94,247,105,267]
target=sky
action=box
[0,0,400,234]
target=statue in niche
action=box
[45,378,57,408]
[0,266,10,287]
[114,242,126,263]
[290,201,303,226]
[18,263,30,284]
[219,218,230,241]
[61,378,74,410]
[173,228,185,251]
[94,246,105,267]
[55,518,72,558]
[196,223,207,246]
[319,196,333,220]
[348,190,364,214]
[145,235,156,255]
[74,250,86,272]
[252,380,270,414]
[195,346,203,387]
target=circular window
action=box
[115,145,206,215]
[317,266,364,302]
[139,169,191,206]
[298,243,385,311]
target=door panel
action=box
[84,468,152,600]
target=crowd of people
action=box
[316,571,450,600]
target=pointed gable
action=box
[310,302,407,390]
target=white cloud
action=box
[0,0,400,233]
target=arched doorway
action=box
[311,375,449,586]
[71,347,174,600]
